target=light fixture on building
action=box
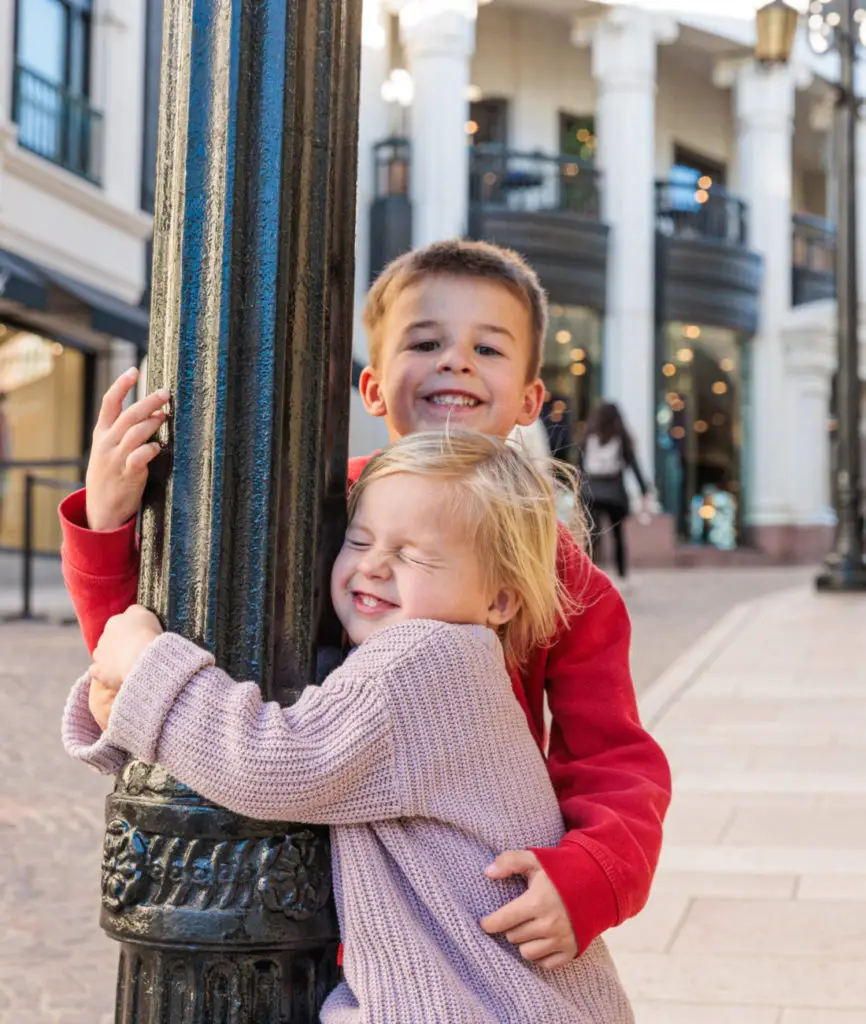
[698,175,713,190]
[381,68,414,108]
[694,189,710,204]
[466,84,483,102]
[570,363,587,376]
[720,357,735,372]
[676,347,694,363]
[465,120,479,135]
[695,420,709,433]
[684,324,701,339]
[570,348,585,361]
[755,0,799,65]
[662,362,677,377]
[555,329,572,344]
[712,381,728,395]
[51,342,64,356]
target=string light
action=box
[662,363,677,377]
[671,426,686,440]
[712,381,728,395]
[555,330,572,344]
[697,176,712,190]
[684,325,701,339]
[720,357,735,372]
[570,348,586,361]
[695,420,709,434]
[465,120,479,135]
[677,347,694,363]
[570,363,587,376]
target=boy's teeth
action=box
[429,394,478,407]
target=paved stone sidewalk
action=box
[607,584,866,1023]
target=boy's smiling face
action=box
[359,274,544,440]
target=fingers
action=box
[516,938,560,963]
[116,413,167,459]
[95,368,139,430]
[108,388,170,445]
[535,950,574,971]
[125,441,162,475]
[479,891,533,936]
[485,849,539,880]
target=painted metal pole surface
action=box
[817,0,866,591]
[101,1,361,1018]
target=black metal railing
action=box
[12,64,103,184]
[792,212,836,305]
[655,179,748,246]
[469,145,601,218]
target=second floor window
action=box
[13,0,100,182]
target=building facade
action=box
[352,0,851,566]
[0,0,153,554]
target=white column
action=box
[727,61,802,527]
[0,0,15,134]
[784,316,835,526]
[95,0,147,214]
[399,0,476,247]
[354,0,391,363]
[574,9,677,482]
[855,117,866,308]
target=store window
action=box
[0,326,86,553]
[655,322,747,550]
[539,305,603,464]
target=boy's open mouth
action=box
[423,391,481,408]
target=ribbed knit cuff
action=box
[61,675,130,775]
[106,632,215,764]
[59,489,139,577]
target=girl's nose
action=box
[357,549,391,579]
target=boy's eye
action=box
[410,339,439,353]
[476,344,502,357]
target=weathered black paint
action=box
[104,0,362,1018]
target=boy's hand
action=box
[91,605,163,691]
[88,676,118,731]
[85,368,170,532]
[480,851,578,969]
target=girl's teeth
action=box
[360,595,378,607]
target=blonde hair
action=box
[362,239,548,380]
[348,431,584,666]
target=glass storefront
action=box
[539,305,602,464]
[655,322,747,550]
[0,325,86,552]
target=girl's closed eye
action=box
[346,534,371,550]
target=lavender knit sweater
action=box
[62,619,634,1023]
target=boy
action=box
[60,240,670,969]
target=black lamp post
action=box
[757,0,866,589]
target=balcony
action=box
[467,146,609,311]
[655,179,763,336]
[12,64,103,185]
[792,213,835,306]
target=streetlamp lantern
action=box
[757,0,866,590]
[755,0,799,64]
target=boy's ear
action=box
[515,378,545,428]
[359,366,388,419]
[487,586,521,628]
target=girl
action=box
[63,431,634,1023]
[580,402,651,586]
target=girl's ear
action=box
[486,586,521,628]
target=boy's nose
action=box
[436,347,472,374]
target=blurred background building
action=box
[0,0,152,553]
[353,0,851,566]
[0,0,857,569]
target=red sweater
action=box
[58,455,670,954]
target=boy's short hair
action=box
[362,239,548,380]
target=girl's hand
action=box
[480,851,578,969]
[91,605,164,691]
[88,676,118,731]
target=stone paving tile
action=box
[670,898,866,958]
[796,873,866,901]
[723,807,866,849]
[780,1012,866,1023]
[651,869,797,901]
[605,890,692,955]
[632,1002,780,1024]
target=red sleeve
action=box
[530,531,671,955]
[59,489,141,654]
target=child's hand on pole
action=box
[90,605,164,692]
[480,850,578,969]
[85,367,170,532]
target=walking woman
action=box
[580,402,651,585]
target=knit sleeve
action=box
[61,674,131,775]
[104,632,400,825]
